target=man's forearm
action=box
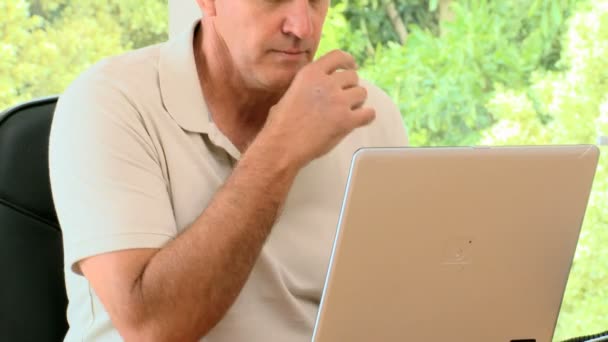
[126,138,299,341]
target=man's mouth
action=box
[272,49,309,55]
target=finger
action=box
[315,50,357,75]
[342,86,368,110]
[350,107,376,128]
[332,70,359,90]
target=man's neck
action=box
[194,19,283,151]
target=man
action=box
[49,0,407,340]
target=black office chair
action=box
[0,96,68,341]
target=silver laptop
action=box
[312,145,599,342]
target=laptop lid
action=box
[312,145,599,342]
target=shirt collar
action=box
[159,19,211,134]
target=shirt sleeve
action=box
[49,66,177,275]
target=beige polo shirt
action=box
[49,19,408,342]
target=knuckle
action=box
[366,108,377,120]
[332,91,345,105]
[344,70,356,83]
[300,65,315,78]
[355,87,367,102]
[333,50,351,62]
[336,115,350,131]
[368,108,377,118]
[360,86,368,96]
[301,68,322,85]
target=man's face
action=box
[212,0,330,92]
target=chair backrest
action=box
[0,96,68,341]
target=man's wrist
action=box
[245,130,301,178]
[236,134,300,197]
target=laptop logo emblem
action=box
[442,237,473,265]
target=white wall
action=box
[169,0,203,38]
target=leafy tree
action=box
[326,0,444,62]
[0,0,167,110]
[483,1,608,338]
[359,0,580,147]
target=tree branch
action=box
[438,0,455,36]
[360,18,376,58]
[439,0,455,23]
[384,0,408,45]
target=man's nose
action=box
[282,0,313,39]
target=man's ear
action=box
[195,0,216,16]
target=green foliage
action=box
[317,3,369,59]
[358,0,579,147]
[483,1,608,338]
[0,0,167,110]
[331,0,439,62]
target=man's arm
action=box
[78,50,375,341]
[80,137,298,341]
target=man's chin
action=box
[260,70,300,93]
[248,60,309,93]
